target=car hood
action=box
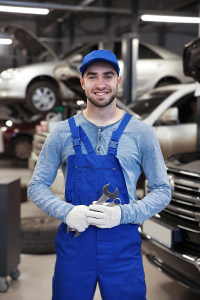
[3,24,57,61]
[166,151,200,176]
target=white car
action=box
[129,82,199,159]
[0,25,192,114]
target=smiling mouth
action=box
[94,92,108,96]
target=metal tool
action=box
[94,183,121,206]
[67,225,80,237]
[67,183,121,237]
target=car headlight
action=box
[0,68,22,80]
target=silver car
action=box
[129,82,199,159]
[0,26,192,114]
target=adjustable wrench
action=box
[93,183,120,206]
[67,183,120,237]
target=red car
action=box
[0,106,42,160]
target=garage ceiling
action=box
[0,0,199,56]
[0,1,198,33]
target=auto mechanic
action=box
[28,49,171,300]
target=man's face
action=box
[80,62,122,108]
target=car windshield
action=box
[128,90,174,119]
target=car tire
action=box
[11,136,32,160]
[20,216,60,254]
[26,81,59,113]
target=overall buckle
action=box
[73,138,81,147]
[109,140,118,149]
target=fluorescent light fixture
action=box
[0,5,49,15]
[0,38,12,45]
[141,14,200,24]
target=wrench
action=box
[67,183,120,237]
[93,183,120,206]
[67,225,80,237]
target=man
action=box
[28,50,171,300]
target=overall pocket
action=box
[74,165,118,206]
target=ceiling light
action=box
[141,14,200,24]
[0,5,49,15]
[0,38,12,45]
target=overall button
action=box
[99,137,102,141]
[97,147,101,151]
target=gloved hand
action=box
[66,205,90,233]
[86,204,121,229]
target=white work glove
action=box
[86,204,121,229]
[66,205,90,233]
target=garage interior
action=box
[0,1,200,299]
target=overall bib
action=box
[52,113,146,300]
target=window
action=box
[139,45,161,59]
[113,42,162,60]
[129,91,173,119]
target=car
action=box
[139,37,200,292]
[0,105,42,160]
[128,82,200,159]
[141,151,200,293]
[0,25,192,114]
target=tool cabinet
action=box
[0,178,21,292]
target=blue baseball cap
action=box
[79,49,120,77]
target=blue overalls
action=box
[52,113,146,300]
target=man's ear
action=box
[80,77,85,90]
[117,75,122,87]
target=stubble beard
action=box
[86,90,117,108]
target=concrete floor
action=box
[0,157,199,300]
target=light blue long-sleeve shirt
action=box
[27,112,171,224]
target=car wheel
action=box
[26,81,59,113]
[12,136,32,160]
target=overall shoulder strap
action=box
[68,116,82,154]
[107,113,132,155]
[68,116,95,154]
[79,127,96,154]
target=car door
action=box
[153,94,199,159]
